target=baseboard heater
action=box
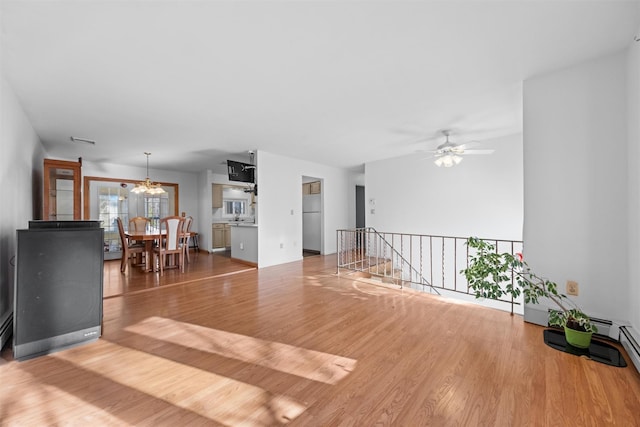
[525,306,639,374]
[589,316,614,340]
[620,326,640,374]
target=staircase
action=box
[336,228,523,312]
[349,257,405,287]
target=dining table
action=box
[125,229,164,272]
[125,229,197,272]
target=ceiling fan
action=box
[426,130,494,167]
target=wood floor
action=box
[2,253,640,426]
[102,250,255,298]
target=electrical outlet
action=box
[280,243,284,249]
[566,280,579,296]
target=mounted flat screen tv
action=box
[227,160,255,183]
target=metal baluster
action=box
[510,240,515,315]
[454,238,457,292]
[441,238,445,288]
[430,236,433,288]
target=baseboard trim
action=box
[230,257,258,268]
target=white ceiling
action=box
[2,1,638,174]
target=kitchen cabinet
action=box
[310,181,321,194]
[224,224,231,247]
[43,158,82,220]
[212,223,231,249]
[302,181,321,195]
[212,184,223,208]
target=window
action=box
[144,194,169,230]
[224,199,247,216]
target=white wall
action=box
[197,169,210,250]
[256,150,356,268]
[523,50,629,322]
[365,133,523,241]
[0,75,45,346]
[628,33,640,331]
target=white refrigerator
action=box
[303,194,321,251]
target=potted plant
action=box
[461,237,597,348]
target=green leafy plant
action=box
[462,237,597,333]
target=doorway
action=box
[302,176,323,257]
[355,185,365,249]
[85,178,178,260]
[356,185,365,228]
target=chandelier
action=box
[131,152,166,195]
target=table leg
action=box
[144,240,153,272]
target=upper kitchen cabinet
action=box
[303,181,321,195]
[43,158,82,220]
[212,183,223,208]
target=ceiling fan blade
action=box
[461,149,494,155]
[452,140,482,149]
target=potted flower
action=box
[461,237,597,348]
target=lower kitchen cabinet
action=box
[212,223,231,249]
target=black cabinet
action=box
[14,221,103,360]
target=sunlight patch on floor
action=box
[0,376,126,425]
[52,340,306,426]
[125,316,357,385]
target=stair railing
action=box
[336,228,524,314]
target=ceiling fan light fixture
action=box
[434,154,463,168]
[131,152,166,195]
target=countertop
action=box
[212,220,256,226]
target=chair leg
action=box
[120,250,127,273]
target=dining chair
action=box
[128,216,150,264]
[153,216,185,275]
[182,216,193,263]
[129,216,150,233]
[116,217,145,273]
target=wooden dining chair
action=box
[116,217,145,273]
[153,216,185,275]
[128,216,150,264]
[129,216,150,233]
[182,216,193,263]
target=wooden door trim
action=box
[83,176,179,220]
